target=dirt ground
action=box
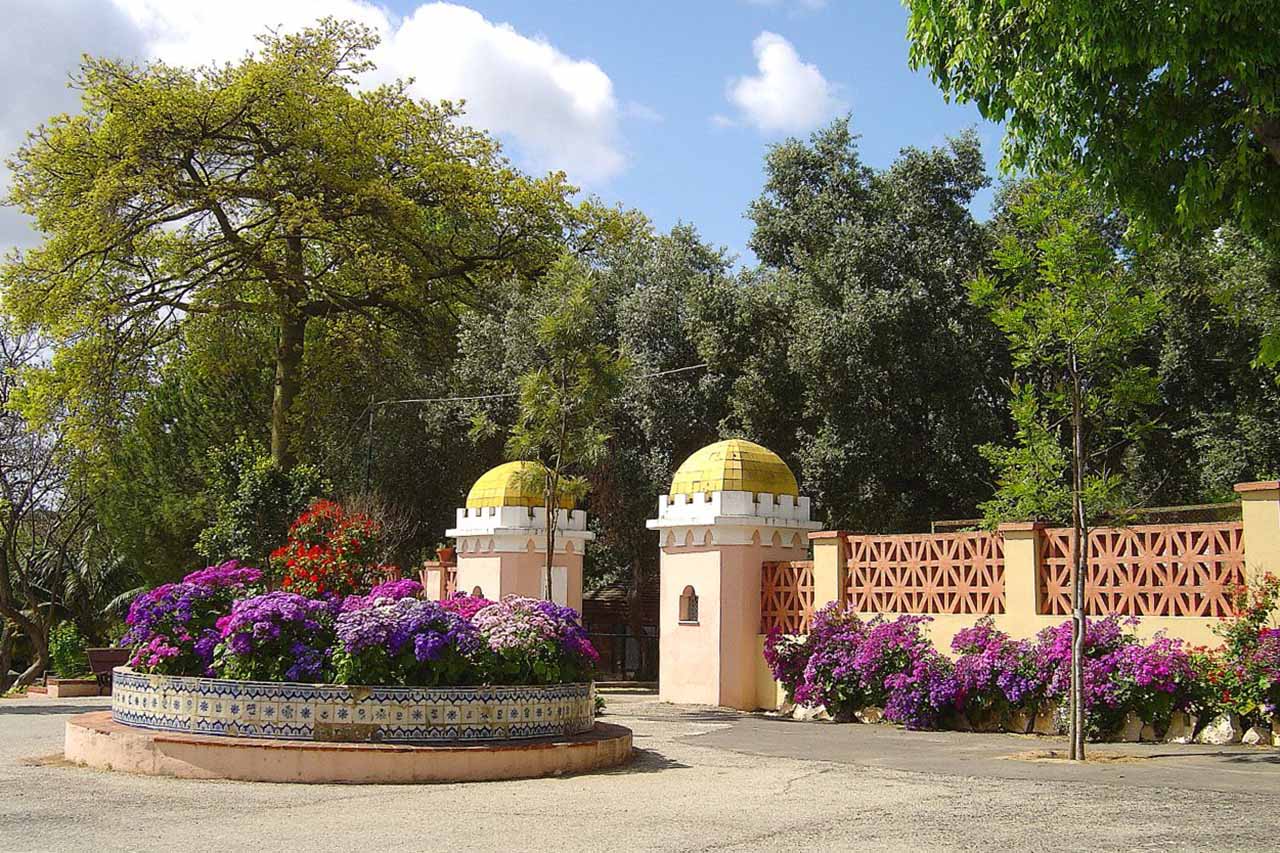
[2,691,1277,852]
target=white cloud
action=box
[0,0,145,249]
[104,1,625,183]
[378,4,624,182]
[0,0,627,242]
[108,0,392,66]
[725,31,842,134]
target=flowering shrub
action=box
[763,627,810,700]
[331,597,480,686]
[883,650,956,729]
[1187,575,1280,723]
[270,500,395,597]
[122,561,263,676]
[214,592,335,683]
[438,592,496,621]
[769,608,1217,739]
[785,604,871,718]
[766,604,935,722]
[949,619,1044,728]
[471,597,598,685]
[340,578,424,612]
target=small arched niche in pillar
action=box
[678,585,699,624]
[471,585,485,598]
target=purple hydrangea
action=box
[214,592,335,683]
[470,597,598,684]
[332,597,480,685]
[122,561,263,676]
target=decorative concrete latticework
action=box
[1039,522,1245,617]
[760,561,815,634]
[842,532,1006,615]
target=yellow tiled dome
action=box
[669,439,798,497]
[465,461,574,509]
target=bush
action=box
[331,596,479,686]
[122,561,263,676]
[49,622,90,678]
[471,597,599,685]
[765,604,936,722]
[196,436,327,569]
[771,609,1211,739]
[214,592,336,683]
[271,500,395,597]
[949,619,1044,728]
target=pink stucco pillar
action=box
[648,491,820,709]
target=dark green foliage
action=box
[49,621,90,678]
[196,437,328,572]
[735,120,1011,531]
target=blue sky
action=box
[1,0,1003,262]
[441,0,1003,263]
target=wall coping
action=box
[996,521,1048,532]
[1234,480,1280,494]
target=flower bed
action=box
[116,522,601,743]
[765,576,1280,743]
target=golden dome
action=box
[669,439,798,498]
[465,461,574,509]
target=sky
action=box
[0,0,1003,264]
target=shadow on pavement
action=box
[595,747,690,776]
[0,702,107,716]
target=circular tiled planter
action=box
[110,667,594,743]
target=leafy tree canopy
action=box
[906,1,1280,241]
[2,18,596,468]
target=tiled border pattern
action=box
[111,668,594,743]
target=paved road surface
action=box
[2,691,1277,852]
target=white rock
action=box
[856,706,884,725]
[792,704,831,722]
[778,700,797,717]
[1196,713,1243,745]
[1242,724,1270,746]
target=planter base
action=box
[65,712,632,784]
[45,678,102,699]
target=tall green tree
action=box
[501,255,632,593]
[2,19,583,469]
[728,119,1011,531]
[0,323,94,689]
[972,174,1163,759]
[905,0,1280,363]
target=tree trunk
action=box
[1069,357,1088,761]
[543,468,559,601]
[0,603,49,689]
[271,305,306,471]
[0,620,14,694]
